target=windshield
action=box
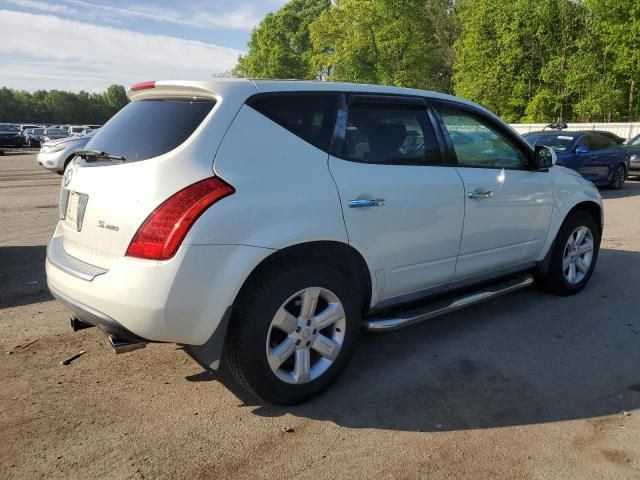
[630,135,640,146]
[1,124,19,132]
[34,128,44,134]
[86,98,215,162]
[523,134,576,152]
[70,127,83,132]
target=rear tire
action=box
[225,262,361,405]
[538,211,600,296]
[609,164,626,189]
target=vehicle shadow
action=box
[0,245,54,309]
[193,247,640,432]
[600,178,640,199]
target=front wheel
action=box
[538,211,600,295]
[609,164,626,189]
[225,263,361,405]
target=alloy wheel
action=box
[562,226,594,284]
[266,287,346,385]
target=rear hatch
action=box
[57,80,255,269]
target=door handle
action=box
[467,190,494,200]
[348,199,386,208]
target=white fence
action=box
[510,122,640,140]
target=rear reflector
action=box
[130,81,156,91]
[126,177,234,260]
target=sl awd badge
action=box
[98,221,120,232]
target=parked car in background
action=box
[42,127,70,143]
[68,125,86,136]
[625,133,640,177]
[47,79,603,404]
[84,124,101,130]
[24,127,45,147]
[0,124,24,147]
[37,130,96,174]
[19,124,40,143]
[523,131,629,189]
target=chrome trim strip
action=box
[365,274,534,332]
[46,236,108,281]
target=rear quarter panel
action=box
[186,105,348,249]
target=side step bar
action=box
[107,335,146,354]
[365,273,534,332]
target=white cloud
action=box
[0,10,243,91]
[1,0,76,14]
[60,0,262,30]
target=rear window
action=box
[86,98,215,162]
[247,93,339,152]
[524,134,575,152]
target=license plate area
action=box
[64,190,89,231]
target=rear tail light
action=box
[126,177,234,260]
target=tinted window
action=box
[587,134,613,151]
[342,103,440,165]
[439,106,528,169]
[86,98,214,162]
[248,94,338,152]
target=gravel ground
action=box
[1,151,639,480]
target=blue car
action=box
[523,131,630,189]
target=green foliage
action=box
[453,0,639,122]
[0,85,129,123]
[454,0,585,122]
[566,0,640,122]
[309,0,457,92]
[232,0,330,79]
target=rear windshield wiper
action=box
[75,149,126,162]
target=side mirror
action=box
[534,145,556,170]
[575,145,589,154]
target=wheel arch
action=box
[536,199,603,278]
[235,240,373,316]
[63,153,76,170]
[569,200,603,233]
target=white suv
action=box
[46,79,603,404]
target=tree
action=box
[0,85,129,123]
[309,0,457,92]
[232,0,330,79]
[567,0,640,122]
[454,0,584,123]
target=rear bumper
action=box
[49,284,149,343]
[46,233,273,345]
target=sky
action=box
[0,0,287,92]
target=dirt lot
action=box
[1,151,639,480]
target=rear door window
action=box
[86,98,215,162]
[588,134,614,151]
[342,102,441,165]
[247,94,339,152]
